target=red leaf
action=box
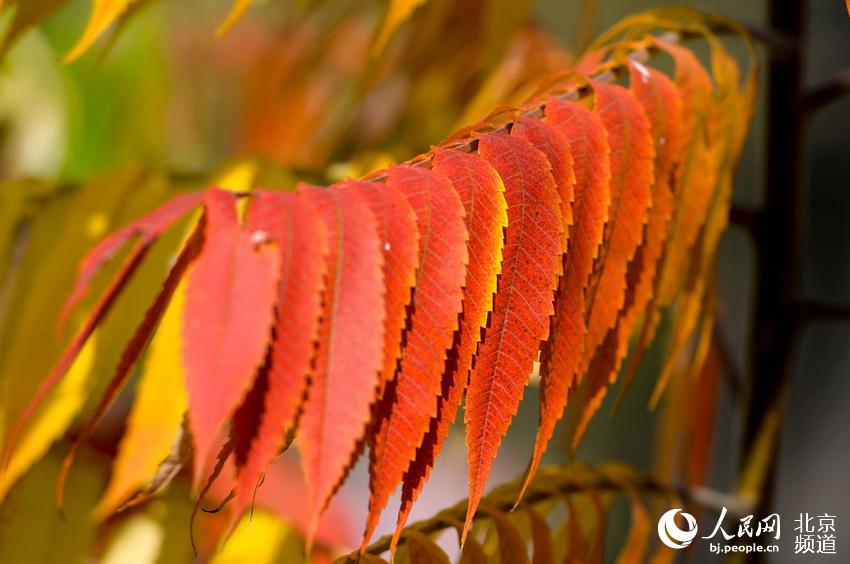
[563,79,657,446]
[191,436,236,558]
[230,191,329,524]
[583,81,654,367]
[392,149,507,552]
[363,164,467,549]
[231,358,269,477]
[623,41,715,405]
[612,61,687,405]
[183,189,281,487]
[622,61,685,327]
[463,132,562,539]
[653,38,714,306]
[342,179,419,398]
[523,97,611,494]
[254,456,359,550]
[511,116,575,242]
[297,183,385,541]
[55,222,205,509]
[59,191,204,326]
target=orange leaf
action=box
[525,96,611,492]
[343,179,419,399]
[623,61,685,323]
[464,132,562,540]
[653,38,715,306]
[298,183,385,542]
[612,61,687,405]
[583,80,654,369]
[526,504,554,564]
[511,116,575,245]
[183,189,280,487]
[230,191,329,525]
[568,80,654,446]
[391,149,507,552]
[572,61,689,438]
[363,165,467,550]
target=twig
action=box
[360,29,688,183]
[791,297,850,322]
[805,68,850,114]
[713,324,744,399]
[362,470,753,556]
[729,206,761,232]
[741,1,803,561]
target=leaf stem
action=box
[360,467,753,556]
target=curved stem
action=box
[361,468,752,556]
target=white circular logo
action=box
[657,508,698,549]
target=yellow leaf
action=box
[0,171,141,500]
[211,158,258,192]
[397,530,450,564]
[0,336,96,499]
[0,170,181,503]
[63,0,138,64]
[101,512,165,564]
[217,0,254,37]
[0,451,104,562]
[95,279,189,519]
[210,510,292,564]
[372,0,428,56]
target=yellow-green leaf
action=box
[210,510,292,564]
[101,511,165,564]
[372,0,427,56]
[216,0,254,37]
[95,279,189,519]
[63,0,139,64]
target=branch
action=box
[733,19,796,53]
[729,205,761,232]
[806,68,850,114]
[361,467,753,556]
[792,297,850,322]
[714,323,744,399]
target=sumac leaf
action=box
[392,149,507,552]
[230,191,329,524]
[59,191,204,325]
[464,132,562,539]
[57,223,204,508]
[342,179,419,399]
[524,97,611,493]
[364,165,467,549]
[583,80,654,369]
[183,189,280,486]
[298,184,385,541]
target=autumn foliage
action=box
[0,7,756,561]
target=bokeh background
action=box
[0,0,848,562]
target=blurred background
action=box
[0,0,848,562]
